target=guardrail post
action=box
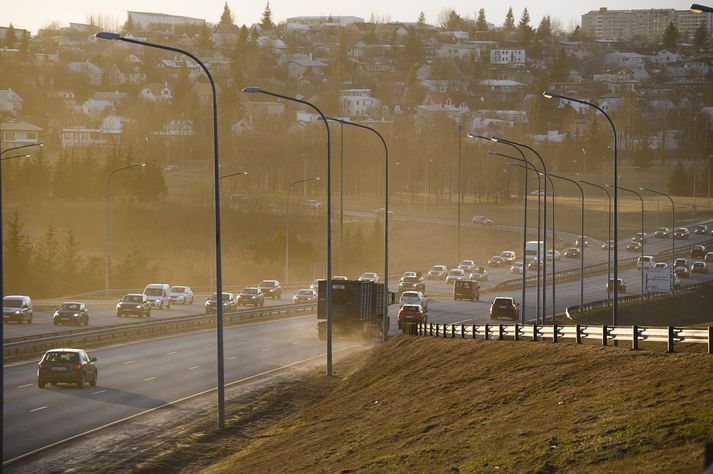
[484,324,490,341]
[532,323,538,342]
[461,324,465,339]
[451,324,455,339]
[436,324,439,337]
[667,326,675,353]
[472,324,476,339]
[705,440,713,471]
[499,324,504,340]
[553,324,558,343]
[443,324,447,338]
[514,324,519,341]
[632,325,639,351]
[709,327,712,355]
[575,324,581,344]
[602,325,608,346]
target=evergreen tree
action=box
[197,23,214,51]
[417,11,426,27]
[19,30,30,59]
[517,8,533,42]
[32,224,60,296]
[4,23,17,49]
[568,25,582,41]
[475,9,488,32]
[121,15,136,34]
[536,16,552,39]
[59,229,82,296]
[662,21,679,49]
[403,27,424,66]
[693,24,707,46]
[260,1,274,30]
[219,2,235,27]
[667,160,689,195]
[503,7,515,31]
[112,248,158,288]
[3,211,32,294]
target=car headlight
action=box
[54,312,59,317]
[15,311,21,314]
[73,313,79,317]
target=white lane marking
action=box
[143,377,157,382]
[228,356,238,360]
[260,347,271,352]
[238,337,247,341]
[123,360,136,365]
[17,383,33,389]
[203,344,212,348]
[4,345,361,466]
[166,351,177,355]
[292,341,301,345]
[91,390,107,395]
[188,366,200,370]
[30,406,47,413]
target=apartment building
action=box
[582,7,712,41]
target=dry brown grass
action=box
[169,337,713,473]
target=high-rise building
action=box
[582,7,712,42]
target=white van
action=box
[143,283,171,309]
[525,241,545,262]
[637,256,655,269]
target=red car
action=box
[398,303,426,330]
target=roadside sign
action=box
[645,267,671,292]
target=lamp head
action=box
[96,32,120,40]
[542,90,562,100]
[241,87,262,93]
[490,136,502,143]
[691,4,713,13]
[139,163,146,167]
[313,176,320,181]
[639,187,645,191]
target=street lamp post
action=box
[691,4,713,13]
[549,173,585,312]
[105,163,146,291]
[579,180,612,306]
[457,124,462,262]
[286,177,320,283]
[97,31,227,428]
[423,159,433,210]
[543,90,620,327]
[641,187,676,288]
[0,141,43,445]
[321,116,390,342]
[243,87,335,370]
[616,186,645,300]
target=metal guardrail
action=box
[4,303,316,358]
[406,322,713,354]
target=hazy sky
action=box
[4,1,697,35]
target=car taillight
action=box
[75,363,81,369]
[39,362,45,369]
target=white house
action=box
[0,89,22,115]
[338,89,381,117]
[1,121,43,148]
[490,49,526,65]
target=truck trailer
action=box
[317,280,391,340]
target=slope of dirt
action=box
[133,337,713,473]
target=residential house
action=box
[288,57,328,79]
[1,120,43,148]
[68,60,103,86]
[339,89,381,117]
[156,58,201,81]
[604,52,646,69]
[81,98,115,117]
[0,89,22,115]
[490,49,526,65]
[416,98,470,127]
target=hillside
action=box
[133,337,713,473]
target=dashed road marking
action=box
[143,377,157,382]
[228,356,238,360]
[123,360,136,365]
[30,406,47,413]
[17,383,33,389]
[292,341,301,345]
[91,390,107,395]
[188,366,200,370]
[166,351,177,355]
[260,347,271,352]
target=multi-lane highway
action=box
[3,217,713,466]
